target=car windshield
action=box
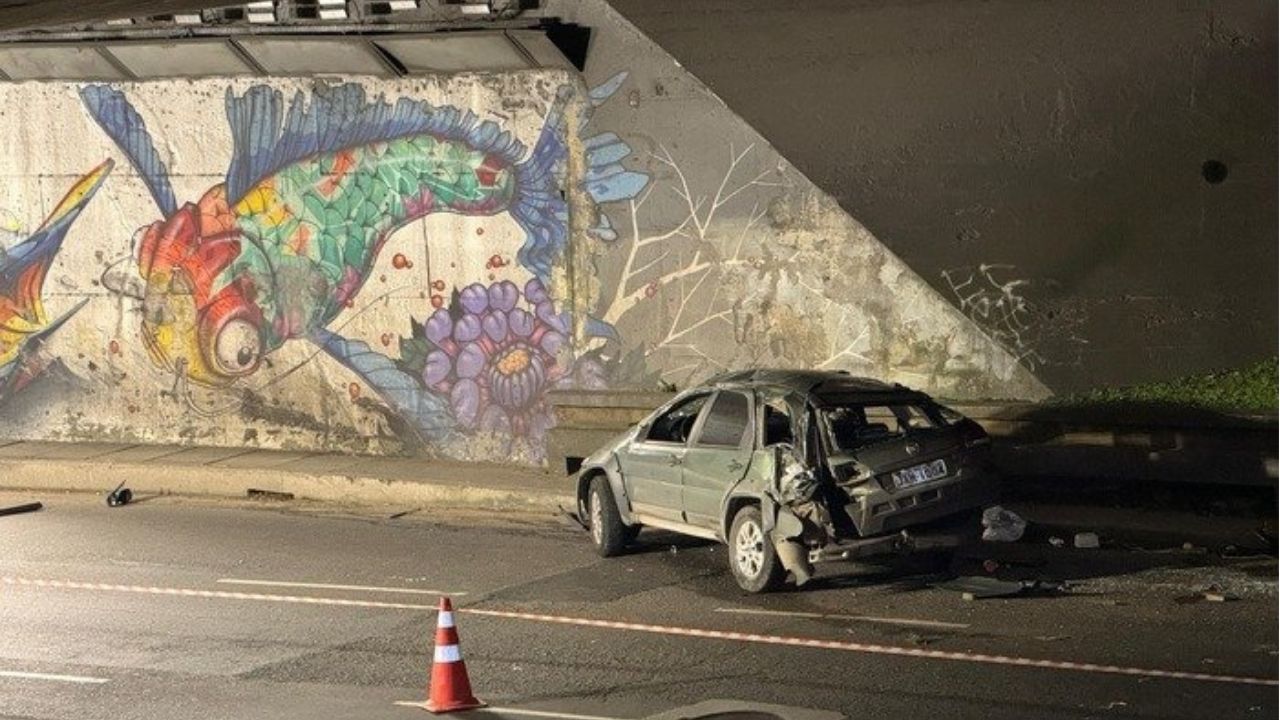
[823,402,939,452]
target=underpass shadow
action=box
[626,528,717,556]
[993,399,1277,496]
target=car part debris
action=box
[981,505,1026,542]
[246,488,294,501]
[763,444,826,585]
[106,480,132,507]
[936,575,1066,599]
[0,501,43,517]
[1074,532,1100,549]
[937,576,1027,598]
[557,504,588,531]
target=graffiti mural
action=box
[0,161,113,404]
[59,75,645,460]
[0,68,1047,464]
[398,278,606,448]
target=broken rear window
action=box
[823,403,939,452]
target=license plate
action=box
[892,459,947,489]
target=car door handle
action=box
[727,459,744,472]
[667,454,683,466]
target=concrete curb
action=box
[0,457,574,513]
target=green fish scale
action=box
[228,135,517,348]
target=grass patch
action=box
[1055,357,1277,414]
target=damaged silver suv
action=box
[575,370,998,592]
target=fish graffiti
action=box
[0,161,113,403]
[80,77,646,452]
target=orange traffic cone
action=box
[424,597,485,713]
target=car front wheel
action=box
[728,505,786,593]
[588,475,629,558]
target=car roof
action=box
[705,369,911,399]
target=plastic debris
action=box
[246,488,294,501]
[106,487,132,507]
[0,502,43,517]
[105,479,132,507]
[935,576,1027,599]
[1074,532,1100,549]
[981,505,1026,542]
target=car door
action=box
[681,389,755,530]
[618,393,711,523]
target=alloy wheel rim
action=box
[735,518,764,578]
[590,490,604,545]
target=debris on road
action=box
[981,505,1026,542]
[246,488,294,501]
[1049,536,1066,548]
[936,575,1068,600]
[106,486,133,507]
[982,559,1000,574]
[0,501,43,517]
[557,505,587,531]
[1074,532,1101,549]
[936,576,1028,599]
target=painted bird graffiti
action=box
[80,78,646,443]
[0,161,113,403]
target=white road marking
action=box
[0,670,109,684]
[5,576,1275,688]
[393,703,625,720]
[217,578,465,596]
[462,607,1278,687]
[3,576,440,611]
[715,606,971,630]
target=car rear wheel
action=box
[728,505,785,593]
[588,475,629,558]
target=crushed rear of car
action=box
[575,370,1000,592]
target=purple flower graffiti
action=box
[418,279,603,449]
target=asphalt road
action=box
[0,490,1276,720]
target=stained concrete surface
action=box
[607,0,1278,393]
[0,490,1275,719]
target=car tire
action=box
[588,475,629,558]
[728,505,786,593]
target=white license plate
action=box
[892,459,947,489]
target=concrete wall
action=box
[0,72,598,463]
[552,0,1047,401]
[605,0,1279,393]
[1,25,1049,465]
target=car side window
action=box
[694,391,752,448]
[645,394,710,444]
[762,400,794,446]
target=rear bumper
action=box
[809,509,982,564]
[843,469,1000,537]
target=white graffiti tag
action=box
[941,264,1050,370]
